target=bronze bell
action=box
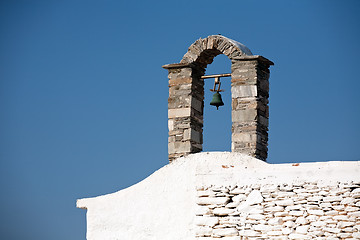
[210,92,224,110]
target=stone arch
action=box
[180,35,253,68]
[163,35,273,162]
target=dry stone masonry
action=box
[195,182,360,239]
[77,152,360,240]
[163,35,273,162]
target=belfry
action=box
[163,35,273,162]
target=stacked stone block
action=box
[195,182,360,239]
[164,35,273,162]
[163,63,205,162]
[231,56,271,161]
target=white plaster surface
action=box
[77,155,197,240]
[77,152,360,240]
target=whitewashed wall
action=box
[77,152,360,240]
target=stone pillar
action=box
[162,63,205,162]
[231,56,273,161]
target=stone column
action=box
[231,56,273,161]
[162,63,205,162]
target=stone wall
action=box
[195,183,360,239]
[163,35,273,162]
[77,152,360,240]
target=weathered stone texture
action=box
[195,182,360,239]
[230,58,271,161]
[163,63,205,162]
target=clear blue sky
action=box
[1,0,359,239]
